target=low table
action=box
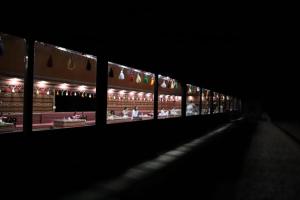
[0,122,16,133]
[53,119,86,128]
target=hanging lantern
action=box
[150,75,155,86]
[108,67,114,78]
[161,80,167,88]
[47,55,53,67]
[119,68,125,80]
[143,74,149,84]
[174,81,179,89]
[0,36,4,56]
[136,73,142,83]
[170,80,175,89]
[67,58,76,71]
[188,86,192,94]
[86,60,92,71]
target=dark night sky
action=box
[3,6,299,116]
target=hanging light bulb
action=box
[36,89,39,95]
[12,87,15,93]
[119,68,125,80]
[47,90,50,95]
[81,92,84,98]
[66,91,69,96]
[74,92,77,96]
[56,90,59,95]
[89,94,92,98]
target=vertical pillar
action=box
[154,73,159,120]
[23,39,34,134]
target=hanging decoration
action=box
[161,80,167,88]
[188,86,192,94]
[150,75,155,86]
[119,68,125,80]
[47,55,53,68]
[0,36,4,56]
[143,74,149,84]
[136,73,142,83]
[170,79,175,89]
[108,67,114,78]
[174,80,179,89]
[67,57,76,71]
[11,86,16,93]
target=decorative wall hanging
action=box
[170,80,175,89]
[136,73,142,83]
[119,68,125,80]
[67,57,76,71]
[174,81,179,89]
[47,55,53,67]
[86,60,92,71]
[143,75,149,84]
[161,80,167,88]
[188,86,192,94]
[108,67,114,77]
[150,76,155,86]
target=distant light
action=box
[37,81,47,88]
[78,85,87,92]
[138,92,144,96]
[129,91,136,96]
[59,83,69,90]
[84,54,97,60]
[8,78,21,86]
[119,90,126,96]
[108,89,115,94]
[56,46,68,52]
